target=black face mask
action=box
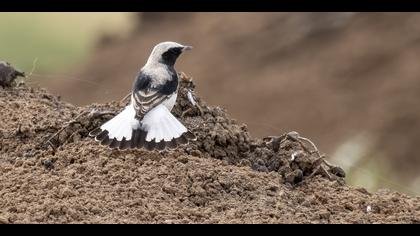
[160,47,183,66]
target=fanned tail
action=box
[89,104,195,150]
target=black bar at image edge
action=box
[1,0,420,12]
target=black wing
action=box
[132,72,178,120]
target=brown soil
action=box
[40,13,420,185]
[1,73,419,224]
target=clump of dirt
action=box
[0,74,418,223]
[0,61,25,88]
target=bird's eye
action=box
[168,47,181,55]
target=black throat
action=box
[160,47,183,66]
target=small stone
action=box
[41,159,54,170]
[61,187,75,198]
[319,210,330,220]
[330,166,346,178]
[344,203,354,211]
[239,159,251,167]
[301,200,312,207]
[162,184,177,195]
[177,156,189,164]
[14,160,23,167]
[190,150,202,157]
[23,150,36,158]
[0,216,9,224]
[285,169,303,184]
[267,185,278,192]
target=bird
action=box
[89,41,196,151]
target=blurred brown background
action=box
[5,13,420,195]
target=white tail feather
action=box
[142,104,187,142]
[99,105,139,141]
[96,103,188,144]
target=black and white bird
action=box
[89,41,196,151]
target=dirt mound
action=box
[0,73,419,223]
[39,13,420,189]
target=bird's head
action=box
[146,41,192,67]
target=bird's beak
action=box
[182,45,193,51]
